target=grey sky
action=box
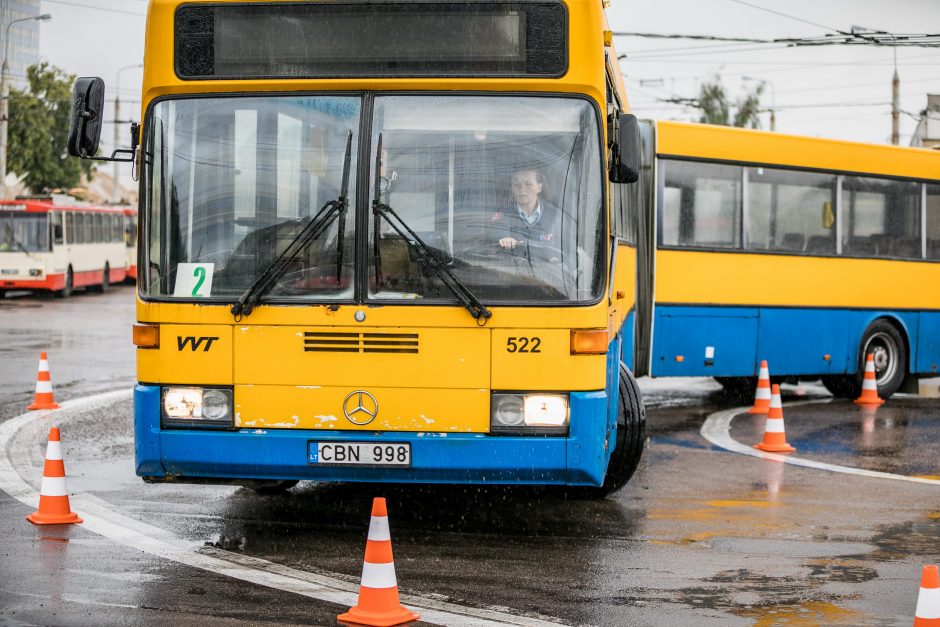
[35,0,940,155]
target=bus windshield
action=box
[0,211,48,252]
[143,94,603,304]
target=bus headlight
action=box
[162,387,233,427]
[29,269,42,276]
[491,393,568,434]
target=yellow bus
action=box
[637,121,940,398]
[68,0,647,495]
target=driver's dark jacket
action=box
[488,201,562,248]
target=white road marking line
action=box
[0,390,566,627]
[700,402,940,486]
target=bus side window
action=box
[746,167,836,255]
[842,176,921,259]
[83,212,93,244]
[928,184,940,260]
[51,212,64,246]
[662,160,742,249]
[112,214,120,242]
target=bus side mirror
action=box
[67,77,106,158]
[609,113,640,184]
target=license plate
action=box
[308,441,411,467]
[1,269,16,275]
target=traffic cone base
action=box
[754,384,796,453]
[915,565,940,627]
[27,428,82,526]
[755,440,796,453]
[748,360,772,414]
[27,352,60,410]
[854,353,885,407]
[339,498,419,627]
[337,598,419,627]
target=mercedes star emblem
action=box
[343,390,378,425]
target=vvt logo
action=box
[177,336,220,352]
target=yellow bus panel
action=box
[234,326,489,389]
[657,120,940,182]
[137,325,232,384]
[491,328,606,390]
[235,385,490,432]
[657,249,940,310]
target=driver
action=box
[489,169,561,255]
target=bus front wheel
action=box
[55,267,73,298]
[582,365,646,498]
[822,319,907,400]
[92,264,110,293]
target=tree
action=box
[8,62,94,192]
[696,75,764,129]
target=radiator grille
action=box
[303,332,419,354]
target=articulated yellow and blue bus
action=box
[635,121,940,398]
[68,0,648,494]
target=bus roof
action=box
[656,120,940,182]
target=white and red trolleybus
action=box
[0,198,133,297]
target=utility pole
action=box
[891,68,900,145]
[0,13,52,198]
[113,64,143,203]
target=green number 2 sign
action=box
[192,266,207,296]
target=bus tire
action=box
[100,264,111,293]
[579,365,646,498]
[55,267,74,299]
[251,480,299,495]
[822,319,907,400]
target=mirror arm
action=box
[78,123,140,164]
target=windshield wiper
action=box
[231,130,353,320]
[371,133,492,324]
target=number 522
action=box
[506,336,541,353]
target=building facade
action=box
[1,0,42,90]
[911,94,940,150]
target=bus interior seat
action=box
[805,235,835,255]
[846,237,876,256]
[778,233,805,251]
[894,237,920,258]
[869,234,893,255]
[929,239,940,260]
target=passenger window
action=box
[747,167,837,255]
[662,160,741,249]
[83,213,93,243]
[842,176,920,259]
[51,212,64,245]
[928,184,940,260]
[66,212,74,244]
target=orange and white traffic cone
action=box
[26,427,82,525]
[26,352,60,411]
[914,564,940,626]
[754,384,796,453]
[338,498,419,627]
[748,360,772,414]
[854,353,885,407]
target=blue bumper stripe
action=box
[135,386,611,486]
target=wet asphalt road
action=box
[1,288,939,626]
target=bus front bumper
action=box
[134,385,614,487]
